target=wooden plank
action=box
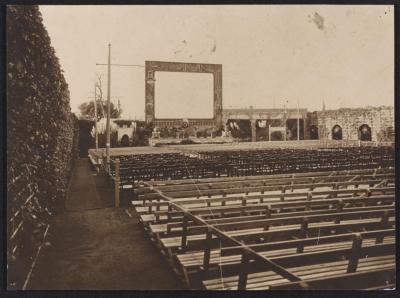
[268,267,395,290]
[139,179,394,199]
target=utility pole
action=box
[95,45,145,169]
[94,83,98,153]
[106,43,111,169]
[297,100,300,141]
[268,124,271,141]
[284,100,288,141]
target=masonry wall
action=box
[313,107,394,141]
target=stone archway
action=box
[120,134,130,147]
[359,124,372,141]
[332,125,343,140]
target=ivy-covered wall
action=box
[7,5,76,288]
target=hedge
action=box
[7,5,75,289]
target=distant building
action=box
[95,118,138,146]
[308,106,394,142]
[113,120,137,146]
[221,105,394,142]
[222,107,308,142]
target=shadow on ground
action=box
[27,159,185,290]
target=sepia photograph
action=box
[6,3,396,291]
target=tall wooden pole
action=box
[284,101,287,141]
[268,124,271,141]
[106,43,111,169]
[94,83,98,153]
[114,160,120,208]
[297,100,300,141]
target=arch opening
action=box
[332,125,343,140]
[120,134,130,147]
[358,124,372,141]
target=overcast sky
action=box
[39,5,394,120]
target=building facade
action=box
[309,106,394,142]
[222,106,394,142]
[222,107,309,142]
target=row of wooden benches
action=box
[135,168,394,198]
[131,169,395,290]
[197,147,394,161]
[112,147,394,167]
[108,147,394,191]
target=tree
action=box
[79,100,121,120]
[79,75,122,120]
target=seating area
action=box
[106,146,394,193]
[131,167,395,290]
[198,146,394,176]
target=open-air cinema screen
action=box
[154,71,214,119]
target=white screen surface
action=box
[154,72,214,119]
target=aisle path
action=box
[27,158,184,290]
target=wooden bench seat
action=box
[148,194,394,219]
[203,255,395,290]
[176,236,395,277]
[267,267,395,290]
[145,202,393,233]
[158,216,394,255]
[138,180,392,200]
[143,168,393,186]
[126,164,395,290]
[155,206,394,243]
[136,171,393,194]
[142,206,393,246]
[136,186,394,209]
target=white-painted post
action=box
[115,160,120,208]
[268,124,271,141]
[94,83,98,153]
[106,43,111,170]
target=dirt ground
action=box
[27,158,185,290]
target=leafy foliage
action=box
[78,100,122,120]
[7,5,76,288]
[133,121,153,146]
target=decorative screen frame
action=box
[145,61,222,129]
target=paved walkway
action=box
[27,158,184,290]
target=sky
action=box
[39,5,394,120]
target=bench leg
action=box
[180,266,192,288]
